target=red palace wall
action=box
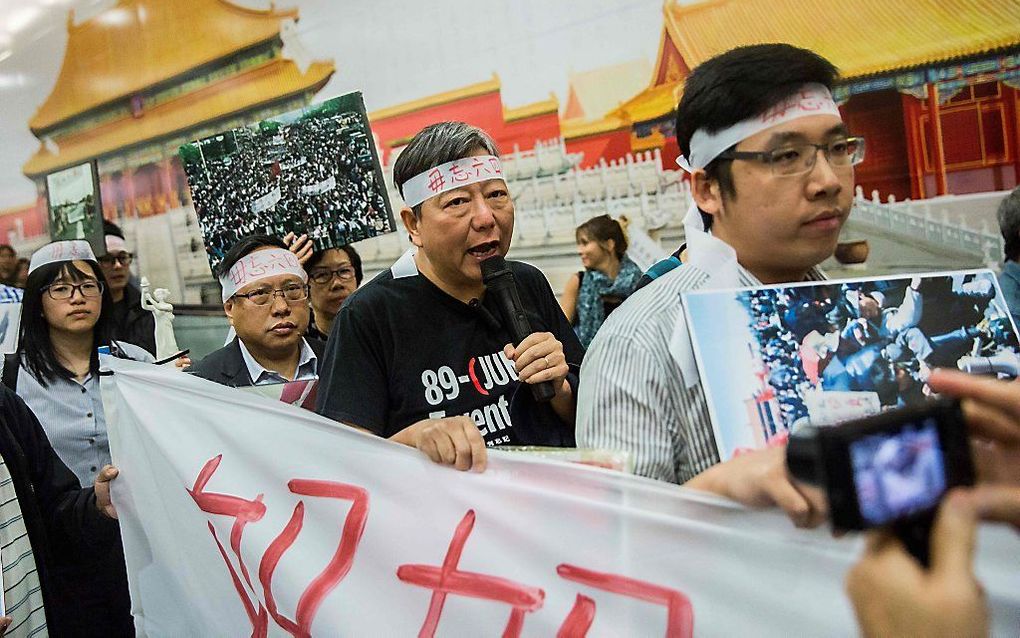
[565,129,633,168]
[841,90,912,200]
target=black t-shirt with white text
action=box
[315,260,584,447]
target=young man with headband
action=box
[315,121,584,471]
[578,44,863,527]
[187,235,324,386]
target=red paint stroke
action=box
[556,594,596,638]
[468,357,489,396]
[556,564,693,638]
[397,509,545,638]
[258,479,370,637]
[187,456,269,637]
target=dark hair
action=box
[103,219,125,240]
[392,122,500,216]
[306,244,363,285]
[19,259,114,386]
[997,186,1020,262]
[674,44,840,227]
[0,245,14,257]
[216,234,288,279]
[576,214,628,260]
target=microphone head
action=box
[480,255,511,285]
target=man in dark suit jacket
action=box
[187,235,322,387]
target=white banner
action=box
[250,185,282,213]
[100,358,1020,636]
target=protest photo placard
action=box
[683,270,1020,461]
[44,160,105,256]
[179,92,395,271]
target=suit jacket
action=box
[186,337,325,387]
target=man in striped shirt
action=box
[579,44,861,527]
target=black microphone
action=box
[480,256,557,403]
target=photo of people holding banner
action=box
[179,93,395,271]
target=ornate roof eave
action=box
[30,0,303,133]
[23,58,334,178]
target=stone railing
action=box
[851,186,1003,267]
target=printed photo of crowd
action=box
[685,271,1020,459]
[180,93,395,270]
[45,160,105,255]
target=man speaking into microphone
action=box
[315,122,584,470]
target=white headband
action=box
[105,235,128,253]
[676,84,841,173]
[219,247,307,302]
[400,155,505,207]
[29,240,97,274]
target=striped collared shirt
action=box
[14,341,153,487]
[577,262,825,484]
[238,338,318,386]
[0,457,46,637]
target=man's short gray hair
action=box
[997,186,1020,262]
[392,122,500,215]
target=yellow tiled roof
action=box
[31,0,299,132]
[617,0,1020,124]
[504,94,559,122]
[23,58,333,177]
[664,0,1020,79]
[562,116,630,140]
[609,82,682,123]
[369,74,501,122]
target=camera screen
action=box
[849,418,947,526]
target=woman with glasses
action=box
[4,240,153,636]
[304,245,363,341]
[186,235,325,387]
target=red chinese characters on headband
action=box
[759,89,832,124]
[228,251,302,287]
[425,157,504,194]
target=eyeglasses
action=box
[717,136,865,177]
[98,252,134,267]
[232,283,309,306]
[308,266,356,285]
[43,281,104,300]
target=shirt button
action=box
[90,466,97,473]
[80,387,86,394]
[88,438,95,445]
[86,412,93,418]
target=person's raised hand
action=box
[283,232,314,266]
[504,332,569,397]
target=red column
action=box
[121,168,137,218]
[900,92,926,199]
[927,83,949,196]
[162,158,181,209]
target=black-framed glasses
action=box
[717,136,865,177]
[43,280,104,300]
[232,283,309,306]
[308,266,356,285]
[98,252,134,266]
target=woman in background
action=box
[560,214,643,348]
[303,243,363,341]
